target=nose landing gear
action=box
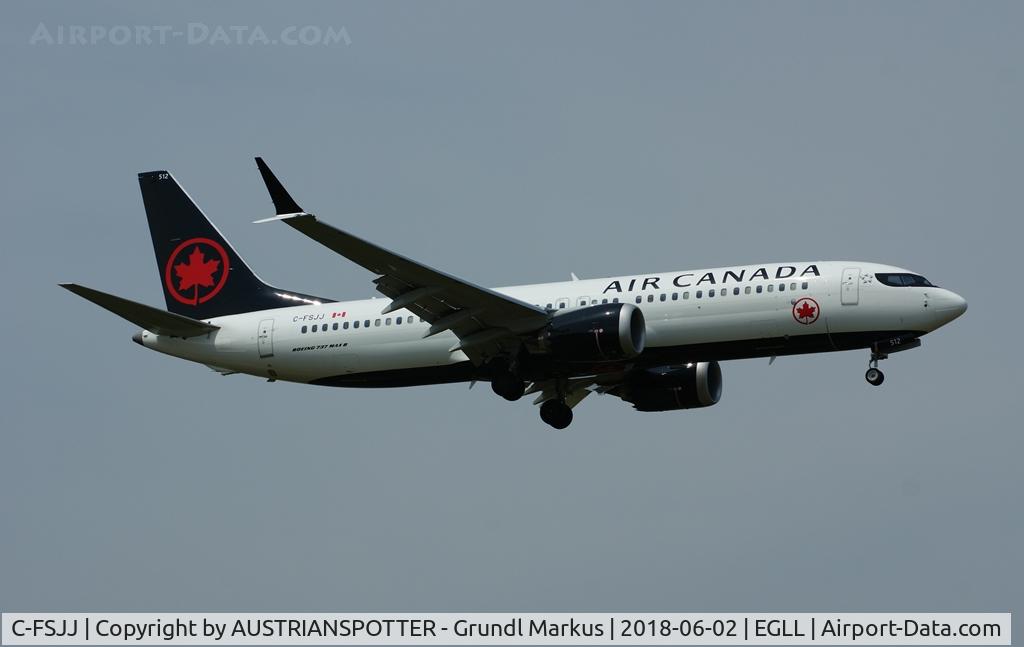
[865,349,887,386]
[863,336,922,386]
[865,364,885,386]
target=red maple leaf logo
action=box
[795,301,816,320]
[174,246,220,303]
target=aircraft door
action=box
[841,268,860,305]
[257,318,274,358]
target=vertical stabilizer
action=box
[139,170,329,318]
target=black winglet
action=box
[255,157,303,215]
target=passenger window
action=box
[733,287,740,295]
[408,317,415,324]
[386,318,392,325]
[802,281,808,289]
[756,285,763,294]
[660,293,667,302]
[635,295,642,304]
[696,290,703,298]
[767,285,774,292]
[744,286,751,294]
[395,317,402,325]
[779,283,785,292]
[647,294,654,302]
[301,325,307,333]
[672,293,678,301]
[343,322,350,329]
[375,319,381,327]
[333,322,339,331]
[364,320,371,327]
[612,298,619,303]
[353,321,360,329]
[683,291,689,299]
[602,298,608,304]
[546,303,552,309]
[579,299,587,306]
[790,282,796,291]
[709,289,715,297]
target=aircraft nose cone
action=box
[132,331,144,346]
[951,292,967,317]
[943,291,967,317]
[933,290,967,326]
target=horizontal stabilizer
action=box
[59,283,219,338]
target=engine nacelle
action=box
[537,303,646,362]
[618,362,723,411]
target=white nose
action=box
[945,291,968,317]
[933,290,967,326]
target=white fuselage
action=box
[137,261,967,385]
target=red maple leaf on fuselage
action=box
[174,246,220,301]
[796,301,816,320]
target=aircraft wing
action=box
[254,158,550,362]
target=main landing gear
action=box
[487,358,573,429]
[490,370,526,401]
[540,399,573,430]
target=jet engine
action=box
[537,303,645,362]
[616,362,723,411]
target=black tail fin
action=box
[138,170,330,319]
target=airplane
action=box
[61,159,968,429]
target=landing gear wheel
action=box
[490,372,526,401]
[865,367,885,386]
[540,399,573,429]
[865,345,888,386]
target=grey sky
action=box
[1,0,1021,624]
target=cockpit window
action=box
[875,273,935,287]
